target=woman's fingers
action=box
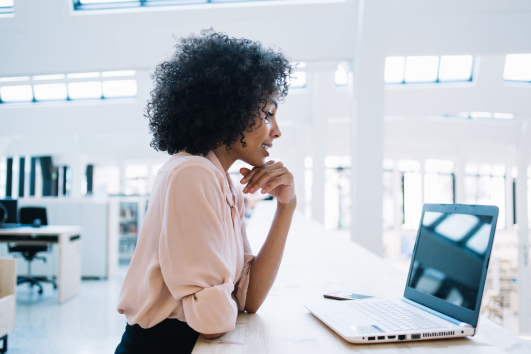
[239,168,251,183]
[261,173,293,194]
[240,160,275,184]
[244,166,288,193]
[242,162,284,193]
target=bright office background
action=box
[1,0,531,336]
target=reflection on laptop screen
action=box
[408,211,493,311]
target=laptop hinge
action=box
[401,298,467,326]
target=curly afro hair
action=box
[146,29,294,156]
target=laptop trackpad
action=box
[329,311,373,326]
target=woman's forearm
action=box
[244,197,296,313]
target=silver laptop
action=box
[304,203,498,344]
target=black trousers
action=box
[115,318,199,354]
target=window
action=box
[67,72,100,79]
[511,166,531,228]
[93,165,120,195]
[78,0,134,5]
[68,82,103,100]
[124,164,148,195]
[102,70,136,77]
[0,159,6,199]
[305,157,312,219]
[33,83,68,101]
[73,0,277,11]
[382,160,395,230]
[0,70,137,104]
[33,74,66,81]
[404,56,439,83]
[102,80,137,98]
[438,56,474,82]
[324,156,351,229]
[335,64,348,86]
[464,163,506,229]
[424,160,454,204]
[0,0,13,14]
[384,57,406,83]
[0,76,30,82]
[290,71,306,88]
[399,160,422,229]
[433,112,515,120]
[385,55,474,84]
[0,85,33,102]
[504,54,531,82]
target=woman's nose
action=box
[271,122,281,139]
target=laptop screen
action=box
[407,211,494,312]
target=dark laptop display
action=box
[404,204,498,327]
[408,211,494,311]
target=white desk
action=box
[193,201,531,353]
[0,226,82,303]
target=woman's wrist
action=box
[277,195,297,212]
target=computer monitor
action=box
[0,199,18,225]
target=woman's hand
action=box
[240,161,295,205]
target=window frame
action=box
[72,0,264,11]
[385,55,476,86]
[0,71,138,104]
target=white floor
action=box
[8,268,128,354]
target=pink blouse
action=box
[117,151,255,334]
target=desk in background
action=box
[17,198,114,279]
[0,226,82,303]
[192,201,531,354]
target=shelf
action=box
[119,218,137,222]
[120,233,137,238]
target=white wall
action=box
[2,1,531,164]
[1,0,531,211]
[0,0,357,76]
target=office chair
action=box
[8,207,57,294]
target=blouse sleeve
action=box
[159,164,237,334]
[232,216,255,311]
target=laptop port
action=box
[378,336,385,340]
[398,335,406,341]
[411,334,421,340]
[368,337,375,341]
[387,336,396,339]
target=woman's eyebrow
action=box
[270,100,278,109]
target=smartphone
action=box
[323,292,374,300]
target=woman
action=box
[115,29,296,354]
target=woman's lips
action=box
[262,146,270,157]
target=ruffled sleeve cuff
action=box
[232,253,255,312]
[182,279,238,334]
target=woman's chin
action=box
[253,160,267,168]
[245,156,266,168]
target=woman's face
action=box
[233,99,281,167]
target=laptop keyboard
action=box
[347,301,439,331]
